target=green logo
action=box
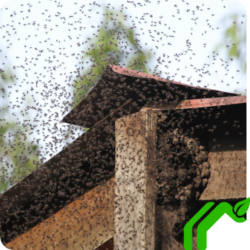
[184,197,250,250]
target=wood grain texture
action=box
[6,178,115,250]
[142,96,246,111]
[199,150,246,200]
[114,109,157,250]
[155,205,198,250]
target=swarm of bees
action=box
[157,119,210,240]
[0,0,246,248]
[155,100,245,242]
[0,67,242,245]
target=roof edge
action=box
[141,95,246,111]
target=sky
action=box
[0,0,247,183]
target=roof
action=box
[0,95,245,244]
[0,65,242,244]
[62,64,238,127]
[0,99,139,244]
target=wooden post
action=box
[114,109,157,250]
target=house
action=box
[0,65,246,249]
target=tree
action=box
[72,8,153,109]
[214,12,246,74]
[0,65,40,193]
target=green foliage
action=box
[73,8,152,109]
[0,67,40,194]
[215,13,246,73]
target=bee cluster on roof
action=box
[0,68,240,245]
[0,0,246,247]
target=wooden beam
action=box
[0,98,140,242]
[142,96,246,111]
[6,178,115,250]
[200,109,246,201]
[199,150,246,201]
[114,109,157,249]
